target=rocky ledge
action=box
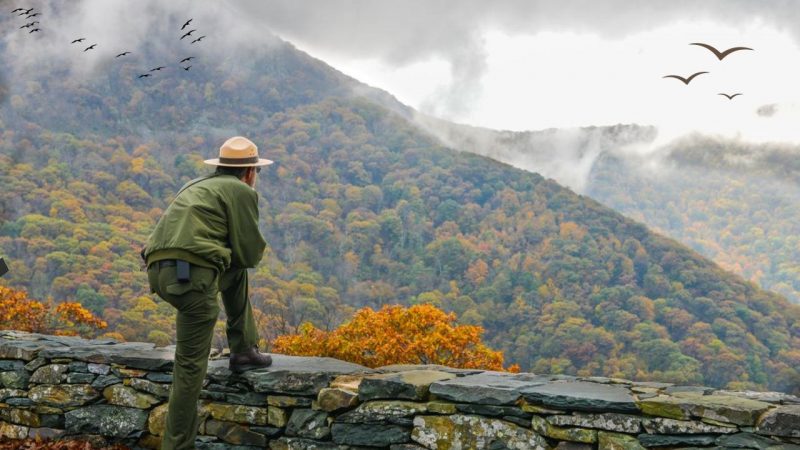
[0,330,798,449]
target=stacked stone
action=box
[0,331,799,449]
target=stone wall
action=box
[0,330,798,449]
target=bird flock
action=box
[9,8,205,81]
[662,42,753,100]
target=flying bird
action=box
[23,8,33,13]
[690,43,753,60]
[180,29,196,40]
[182,66,191,71]
[149,66,165,72]
[181,18,192,30]
[718,93,742,100]
[71,38,86,44]
[20,21,37,28]
[11,8,25,13]
[180,56,194,63]
[190,35,205,44]
[137,74,151,79]
[662,71,708,85]
[115,51,131,58]
[28,28,40,33]
[83,44,97,51]
[25,12,39,18]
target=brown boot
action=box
[229,346,272,373]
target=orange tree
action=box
[273,303,517,371]
[0,286,107,337]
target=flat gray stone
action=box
[0,388,27,401]
[455,403,531,418]
[28,384,99,407]
[429,372,551,405]
[69,361,89,373]
[23,358,45,371]
[521,381,639,413]
[638,434,717,447]
[336,400,428,425]
[129,378,171,398]
[644,392,775,426]
[632,381,674,389]
[376,364,484,375]
[65,404,148,437]
[547,412,642,433]
[0,370,30,389]
[316,387,359,412]
[250,426,282,437]
[196,441,261,450]
[225,391,267,406]
[204,419,268,447]
[5,397,32,407]
[331,423,411,447]
[30,364,68,384]
[146,371,173,383]
[412,414,549,449]
[579,376,632,385]
[66,374,96,386]
[87,363,111,375]
[109,347,175,371]
[664,385,715,395]
[717,432,781,449]
[757,405,800,438]
[715,390,800,405]
[286,409,330,439]
[91,374,122,389]
[359,370,456,401]
[0,339,45,361]
[39,342,161,367]
[643,417,738,434]
[228,355,370,396]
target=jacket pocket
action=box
[163,266,217,296]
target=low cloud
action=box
[232,0,800,126]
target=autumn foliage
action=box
[273,304,517,371]
[0,286,107,337]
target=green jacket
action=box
[145,174,267,272]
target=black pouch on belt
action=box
[176,260,190,283]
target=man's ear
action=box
[244,167,256,186]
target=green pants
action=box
[147,262,259,450]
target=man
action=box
[144,136,273,450]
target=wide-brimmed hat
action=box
[203,136,274,167]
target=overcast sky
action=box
[3,1,800,144]
[234,0,800,144]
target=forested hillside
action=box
[587,137,800,304]
[1,32,798,392]
[419,119,800,305]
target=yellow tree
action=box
[0,286,107,337]
[274,304,517,371]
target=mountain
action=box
[0,30,798,392]
[421,118,800,305]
